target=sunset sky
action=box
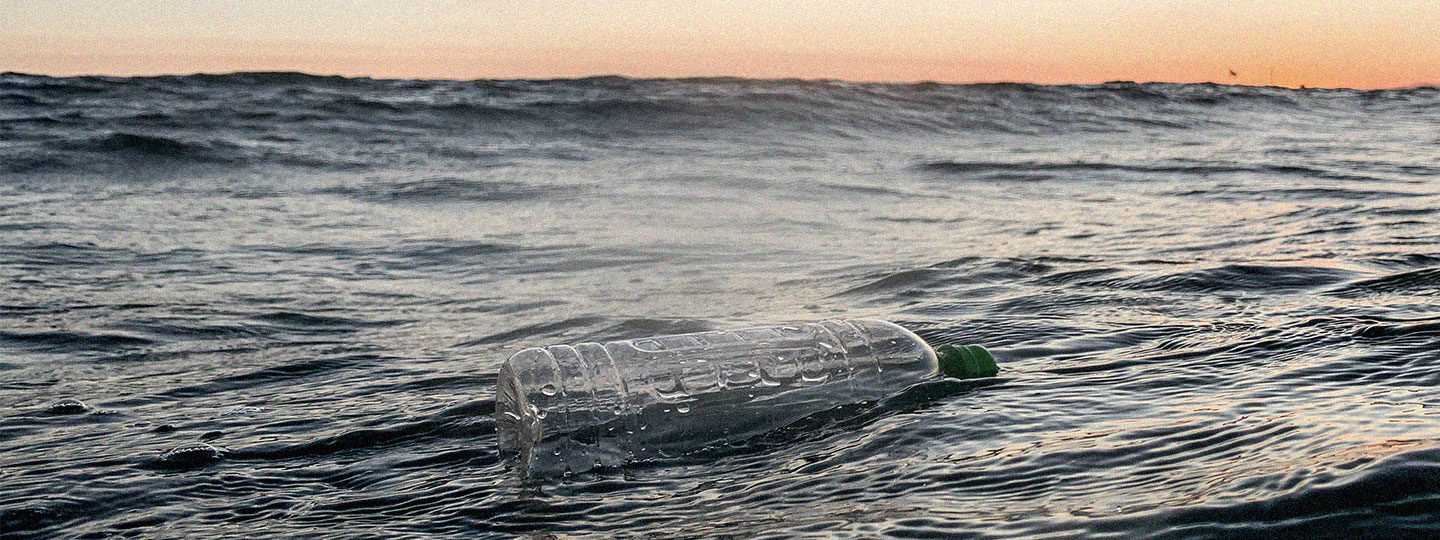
[4,1,1437,88]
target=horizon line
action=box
[6,70,1437,92]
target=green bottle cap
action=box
[934,344,999,379]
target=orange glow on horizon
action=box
[3,2,1438,89]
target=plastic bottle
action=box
[494,319,996,478]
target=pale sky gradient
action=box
[3,1,1437,88]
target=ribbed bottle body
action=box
[495,319,936,477]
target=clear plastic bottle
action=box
[494,319,995,478]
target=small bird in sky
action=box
[1229,69,1238,77]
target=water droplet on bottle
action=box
[539,383,558,396]
[758,360,782,386]
[801,371,829,383]
[676,404,691,413]
[655,373,689,401]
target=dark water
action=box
[2,72,1438,539]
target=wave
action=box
[1096,447,1440,540]
[2,132,250,172]
[68,132,236,160]
[2,75,1433,129]
[0,329,155,354]
[316,177,565,204]
[4,72,1437,177]
[175,71,365,86]
[1328,267,1440,297]
[914,159,1408,185]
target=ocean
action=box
[2,72,1438,539]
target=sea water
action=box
[2,73,1439,538]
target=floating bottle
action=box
[494,319,996,478]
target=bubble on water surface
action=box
[151,443,224,470]
[46,398,90,415]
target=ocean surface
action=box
[2,72,1438,539]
